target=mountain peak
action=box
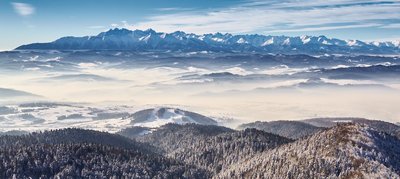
[102,28,132,36]
[144,28,156,34]
[15,28,400,54]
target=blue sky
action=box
[1,0,400,50]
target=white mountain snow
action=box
[16,28,400,55]
[129,107,218,128]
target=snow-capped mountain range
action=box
[16,28,400,55]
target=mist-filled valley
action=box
[0,50,399,133]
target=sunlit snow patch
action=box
[130,107,218,128]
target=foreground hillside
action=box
[0,129,207,178]
[135,124,292,175]
[217,123,400,178]
[1,121,399,178]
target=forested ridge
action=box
[0,128,208,178]
[217,123,400,179]
[1,120,400,178]
[136,124,293,175]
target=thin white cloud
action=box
[118,0,400,35]
[380,23,400,29]
[11,2,35,17]
[366,36,400,42]
[264,23,381,33]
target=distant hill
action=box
[237,118,400,140]
[302,118,400,138]
[117,126,153,138]
[0,87,40,98]
[237,120,324,139]
[128,107,218,128]
[16,28,400,55]
[0,130,29,136]
[319,65,400,80]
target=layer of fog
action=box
[1,60,399,131]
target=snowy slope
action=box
[129,107,218,128]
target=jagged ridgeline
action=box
[15,28,400,55]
